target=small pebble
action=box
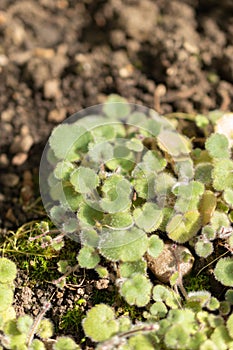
[95,279,109,290]
[44,79,61,99]
[0,153,9,166]
[10,134,33,153]
[119,64,134,78]
[1,173,19,187]
[20,125,30,136]
[146,243,194,283]
[48,108,66,122]
[0,54,8,66]
[21,134,33,152]
[12,152,28,166]
[1,109,14,122]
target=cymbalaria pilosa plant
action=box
[1,97,233,349]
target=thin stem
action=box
[0,248,57,258]
[196,251,228,276]
[98,323,159,350]
[27,301,51,346]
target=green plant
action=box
[7,96,232,348]
[0,257,80,350]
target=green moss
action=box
[59,305,85,333]
[0,221,80,285]
[184,273,210,293]
[91,288,117,306]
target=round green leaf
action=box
[147,235,164,258]
[49,124,91,160]
[63,185,82,211]
[157,130,191,157]
[150,301,168,318]
[214,257,233,287]
[102,212,133,229]
[133,203,163,233]
[205,133,230,159]
[99,228,148,262]
[119,259,147,278]
[54,161,75,181]
[174,159,194,180]
[88,141,114,163]
[195,162,213,186]
[77,246,100,269]
[202,225,216,240]
[195,240,213,258]
[80,229,99,247]
[120,274,152,307]
[142,151,167,173]
[167,210,201,243]
[0,258,17,284]
[103,95,131,119]
[31,339,46,350]
[164,324,190,349]
[227,314,233,338]
[128,334,154,350]
[17,315,33,334]
[210,211,230,231]
[212,159,233,191]
[37,318,54,339]
[0,285,14,311]
[82,304,119,342]
[152,285,174,302]
[225,289,233,305]
[100,175,132,213]
[126,138,144,152]
[53,337,80,350]
[70,167,99,194]
[199,340,218,350]
[223,188,233,208]
[77,203,103,227]
[91,124,116,142]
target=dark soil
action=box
[0,0,233,348]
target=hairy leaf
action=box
[147,235,164,258]
[212,159,233,191]
[100,175,132,213]
[70,166,99,194]
[99,228,148,262]
[205,133,230,159]
[53,337,80,350]
[223,188,233,208]
[195,240,214,258]
[78,246,100,269]
[0,258,17,284]
[102,211,133,229]
[49,124,91,160]
[103,94,131,119]
[120,274,152,307]
[195,163,213,186]
[157,130,191,157]
[119,259,147,278]
[214,257,233,287]
[133,202,163,233]
[167,210,201,243]
[82,304,119,342]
